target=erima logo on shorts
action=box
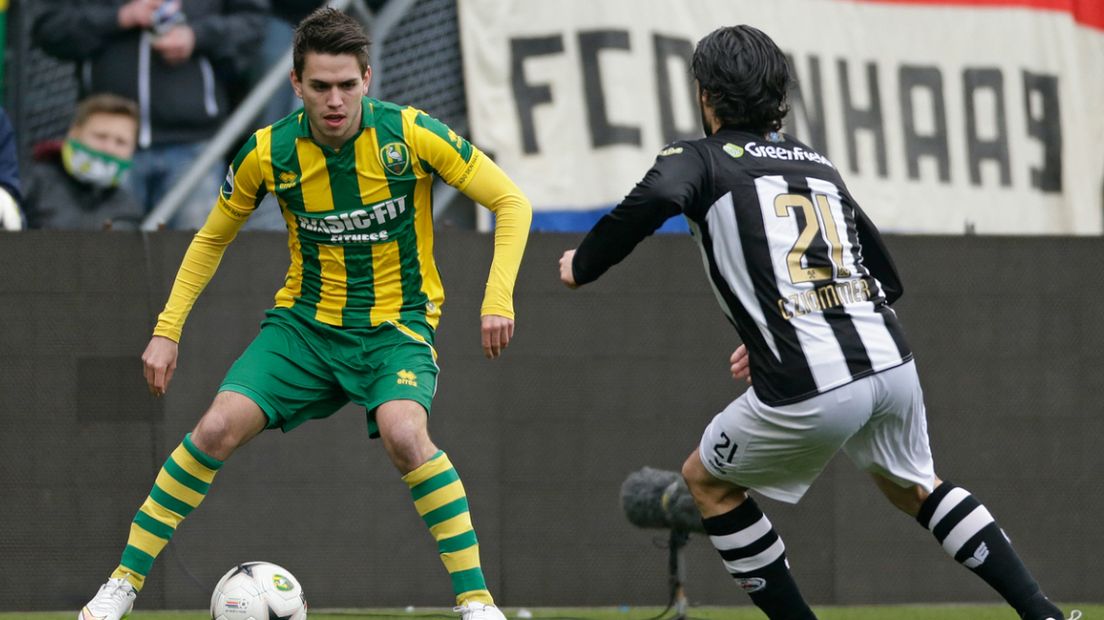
[734,577,766,593]
[397,370,418,387]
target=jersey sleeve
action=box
[215,132,269,222]
[408,111,483,191]
[854,204,904,304]
[457,155,533,319]
[572,141,707,286]
[151,135,265,341]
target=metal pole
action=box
[141,0,364,230]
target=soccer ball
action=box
[210,561,308,620]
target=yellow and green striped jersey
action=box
[230,97,481,328]
[153,97,531,342]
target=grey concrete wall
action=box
[1,231,1101,611]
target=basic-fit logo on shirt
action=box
[295,195,408,243]
[380,142,410,175]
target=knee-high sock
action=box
[403,451,493,606]
[112,433,222,590]
[702,497,817,620]
[917,482,1062,619]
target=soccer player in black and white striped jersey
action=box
[558,25,1078,620]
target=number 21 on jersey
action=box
[765,178,852,285]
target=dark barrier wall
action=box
[1,231,1101,611]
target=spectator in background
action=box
[24,94,143,231]
[0,107,23,231]
[32,0,269,230]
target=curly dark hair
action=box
[691,25,792,133]
[293,7,371,77]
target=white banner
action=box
[458,0,1104,234]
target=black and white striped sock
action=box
[702,497,816,620]
[917,482,1062,619]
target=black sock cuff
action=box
[702,496,762,536]
[916,480,959,528]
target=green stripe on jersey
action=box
[375,104,425,315]
[271,120,319,312]
[327,145,374,325]
[415,112,473,162]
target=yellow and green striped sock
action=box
[111,433,222,590]
[403,451,493,606]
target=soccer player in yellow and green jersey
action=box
[78,8,528,620]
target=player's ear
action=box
[362,66,372,95]
[290,69,302,98]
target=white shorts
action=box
[698,360,936,504]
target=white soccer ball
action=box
[210,561,308,620]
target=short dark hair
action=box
[73,93,139,128]
[293,7,371,77]
[691,25,792,132]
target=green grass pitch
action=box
[2,606,1100,620]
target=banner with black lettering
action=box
[458,0,1104,234]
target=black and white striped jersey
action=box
[572,128,912,406]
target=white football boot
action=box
[78,578,136,620]
[454,601,507,620]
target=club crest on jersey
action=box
[380,142,410,175]
[220,165,234,199]
[723,143,744,158]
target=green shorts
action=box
[220,307,438,437]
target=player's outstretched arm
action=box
[142,335,179,397]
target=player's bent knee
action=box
[191,392,266,460]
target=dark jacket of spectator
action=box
[25,141,144,230]
[32,0,269,149]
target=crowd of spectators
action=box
[2,0,331,232]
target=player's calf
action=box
[916,481,1066,620]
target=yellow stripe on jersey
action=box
[275,205,305,309]
[370,240,403,324]
[296,140,335,213]
[353,125,395,206]
[316,244,348,325]
[412,173,443,328]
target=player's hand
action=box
[118,0,161,30]
[730,344,751,384]
[558,249,578,289]
[142,335,179,396]
[152,24,196,64]
[481,314,514,359]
